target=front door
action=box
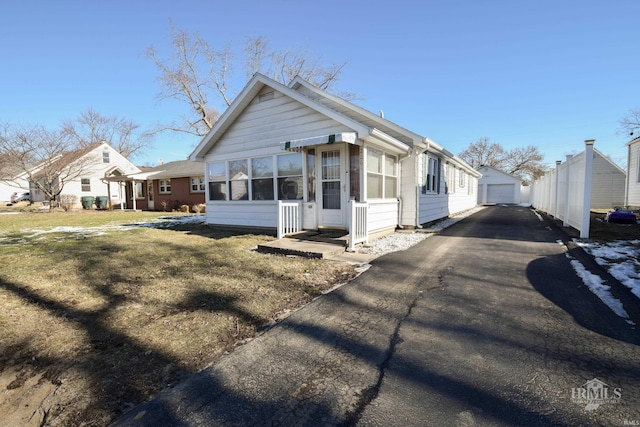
[147,181,154,210]
[318,146,346,228]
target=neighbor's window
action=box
[251,156,274,200]
[367,149,397,199]
[445,164,456,194]
[422,154,440,194]
[459,170,466,188]
[135,182,144,199]
[208,162,227,200]
[277,153,303,200]
[159,179,171,194]
[81,178,91,192]
[190,177,205,192]
[103,151,110,163]
[228,159,248,200]
[637,151,640,183]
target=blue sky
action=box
[1,0,638,169]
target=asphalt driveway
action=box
[113,205,640,426]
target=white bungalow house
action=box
[30,142,140,209]
[476,165,526,205]
[189,74,480,247]
[625,136,640,208]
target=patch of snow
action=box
[518,203,532,207]
[0,215,207,245]
[568,257,633,324]
[533,210,544,222]
[575,239,640,300]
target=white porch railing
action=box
[277,200,302,239]
[348,200,368,252]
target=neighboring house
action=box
[589,147,626,209]
[625,136,640,208]
[0,165,31,202]
[476,165,526,205]
[31,142,140,208]
[117,160,206,211]
[189,73,480,241]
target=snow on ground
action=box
[567,255,634,325]
[0,215,206,244]
[359,206,485,256]
[575,239,640,300]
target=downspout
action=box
[396,147,414,230]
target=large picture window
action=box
[367,149,397,199]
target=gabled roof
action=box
[189,74,373,161]
[33,142,106,179]
[626,136,640,146]
[477,165,522,182]
[188,73,479,176]
[128,159,204,180]
[593,147,626,175]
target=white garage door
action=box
[487,184,515,204]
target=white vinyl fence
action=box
[348,200,368,252]
[277,200,302,239]
[531,140,594,238]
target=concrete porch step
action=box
[257,231,349,259]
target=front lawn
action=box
[0,211,358,426]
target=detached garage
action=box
[477,165,524,205]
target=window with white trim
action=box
[637,150,640,183]
[81,178,91,192]
[190,177,205,192]
[228,160,248,200]
[251,156,274,200]
[208,162,227,200]
[135,182,144,199]
[422,154,440,194]
[445,164,456,194]
[459,170,466,188]
[367,149,397,199]
[277,153,303,200]
[102,151,110,163]
[159,179,171,194]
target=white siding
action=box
[202,88,356,228]
[368,200,398,233]
[591,152,625,209]
[205,201,278,228]
[206,90,352,159]
[417,161,478,224]
[626,141,640,207]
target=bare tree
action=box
[61,107,152,159]
[458,137,546,184]
[0,124,97,209]
[147,25,349,137]
[458,137,506,169]
[620,108,640,137]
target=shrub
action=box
[60,194,78,211]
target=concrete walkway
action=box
[113,206,640,426]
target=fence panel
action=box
[348,201,368,252]
[531,141,594,238]
[277,200,302,239]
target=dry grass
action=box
[0,210,358,426]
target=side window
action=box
[81,178,91,192]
